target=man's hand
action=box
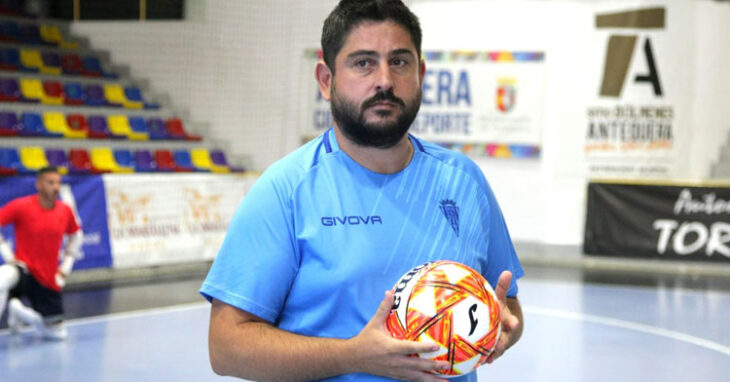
[349,290,450,381]
[486,271,523,364]
[55,271,66,289]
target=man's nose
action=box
[374,64,394,93]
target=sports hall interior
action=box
[1,1,729,381]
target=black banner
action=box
[584,182,730,263]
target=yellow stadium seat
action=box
[104,84,142,109]
[19,49,43,72]
[19,146,49,172]
[191,148,229,173]
[39,25,79,49]
[19,78,44,103]
[107,115,148,140]
[43,112,86,139]
[20,48,59,75]
[90,147,133,173]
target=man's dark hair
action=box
[321,0,422,73]
[37,166,59,178]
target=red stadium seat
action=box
[165,118,202,141]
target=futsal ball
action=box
[386,261,501,377]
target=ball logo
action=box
[392,262,431,310]
[468,303,479,336]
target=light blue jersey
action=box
[200,128,523,381]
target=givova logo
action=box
[596,7,665,97]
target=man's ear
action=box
[418,58,426,84]
[315,61,333,101]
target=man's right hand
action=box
[348,290,451,382]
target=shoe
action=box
[7,298,23,335]
[41,325,68,341]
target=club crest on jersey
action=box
[439,199,460,237]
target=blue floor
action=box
[1,273,729,381]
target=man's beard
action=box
[330,84,421,149]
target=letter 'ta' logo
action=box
[596,7,665,98]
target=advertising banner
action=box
[584,181,730,263]
[103,173,254,268]
[299,49,545,158]
[583,4,693,178]
[0,175,112,270]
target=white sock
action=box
[8,299,44,331]
[0,265,20,318]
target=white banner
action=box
[300,50,545,158]
[583,3,693,178]
[104,174,255,268]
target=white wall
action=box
[69,0,730,246]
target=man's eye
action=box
[355,60,370,68]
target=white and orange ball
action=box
[386,261,501,377]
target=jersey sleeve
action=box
[200,168,300,323]
[482,178,524,298]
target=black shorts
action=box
[9,265,64,320]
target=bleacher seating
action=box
[0,77,19,101]
[87,115,113,139]
[0,111,19,135]
[20,112,61,137]
[210,150,244,172]
[191,148,228,173]
[69,148,98,174]
[91,147,133,173]
[45,148,69,173]
[0,15,245,178]
[113,149,136,171]
[108,115,147,140]
[0,147,31,174]
[146,117,168,140]
[19,146,49,171]
[133,150,156,172]
[42,80,64,104]
[61,53,83,75]
[19,77,44,102]
[63,81,84,105]
[0,47,19,70]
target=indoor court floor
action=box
[1,264,729,382]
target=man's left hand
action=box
[486,271,523,364]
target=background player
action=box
[0,166,83,340]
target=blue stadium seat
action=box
[113,149,135,170]
[172,150,195,172]
[0,147,31,174]
[19,112,61,137]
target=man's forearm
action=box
[209,300,357,382]
[0,233,14,263]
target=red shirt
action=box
[0,194,81,291]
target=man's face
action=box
[36,172,61,202]
[327,20,424,148]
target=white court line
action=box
[0,302,209,336]
[3,301,730,358]
[524,305,730,356]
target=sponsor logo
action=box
[596,7,665,97]
[496,78,516,113]
[468,303,479,336]
[392,262,431,310]
[320,216,383,226]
